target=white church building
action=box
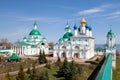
[12,21,49,56]
[53,17,95,59]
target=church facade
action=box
[53,17,95,59]
[12,21,49,56]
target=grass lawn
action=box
[0,58,38,74]
[41,64,96,80]
[113,56,120,80]
[5,55,104,80]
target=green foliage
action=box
[6,72,11,80]
[26,67,31,79]
[43,50,47,63]
[45,63,51,69]
[40,70,49,80]
[17,64,27,80]
[59,58,82,80]
[69,60,77,77]
[26,67,31,74]
[30,63,37,80]
[56,56,62,67]
[38,50,47,64]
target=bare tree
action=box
[0,38,12,48]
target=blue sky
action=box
[0,0,120,44]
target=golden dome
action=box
[80,17,86,27]
[13,50,16,53]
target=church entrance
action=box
[62,52,66,58]
[74,53,79,59]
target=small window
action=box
[110,38,112,41]
[41,43,45,45]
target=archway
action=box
[74,53,79,59]
[62,52,66,58]
[62,46,66,49]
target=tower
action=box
[85,24,90,36]
[65,22,71,33]
[89,26,92,37]
[73,24,78,36]
[80,17,86,34]
[106,28,116,69]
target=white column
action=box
[74,30,78,36]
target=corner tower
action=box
[106,28,116,69]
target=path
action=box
[0,64,46,80]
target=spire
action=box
[65,21,70,29]
[33,20,37,29]
[74,24,77,30]
[108,25,114,36]
[80,17,86,27]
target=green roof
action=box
[63,32,73,39]
[34,20,37,26]
[95,48,105,50]
[17,41,28,46]
[59,38,64,42]
[107,29,114,36]
[29,29,41,36]
[7,53,20,61]
[65,24,71,30]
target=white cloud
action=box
[104,11,120,19]
[77,4,111,16]
[77,8,103,15]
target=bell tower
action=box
[106,28,116,70]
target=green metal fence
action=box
[95,53,112,80]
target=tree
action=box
[6,72,11,80]
[43,50,47,63]
[56,56,61,67]
[0,38,12,48]
[38,49,44,64]
[30,63,37,80]
[26,67,31,79]
[69,60,77,78]
[38,50,47,64]
[59,57,71,80]
[17,64,27,80]
[48,42,54,49]
[40,70,49,80]
[58,59,80,80]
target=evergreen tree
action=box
[40,70,49,80]
[69,60,77,79]
[59,59,80,80]
[43,50,47,63]
[6,72,11,80]
[26,67,31,79]
[59,57,71,80]
[17,64,26,80]
[44,70,49,80]
[38,50,47,64]
[30,63,37,80]
[38,49,43,64]
[56,56,61,67]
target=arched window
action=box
[75,46,79,49]
[62,46,66,49]
[62,52,66,58]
